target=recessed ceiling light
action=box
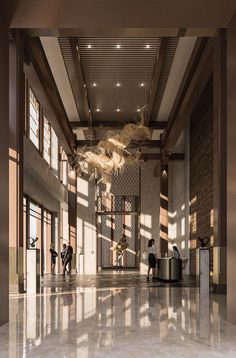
[88,44,92,49]
[96,109,100,112]
[76,45,79,51]
[84,84,86,88]
[140,83,145,87]
[145,44,150,49]
[116,82,121,87]
[137,108,141,112]
[116,44,121,49]
[92,83,97,87]
[116,108,120,112]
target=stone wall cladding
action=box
[190,79,214,275]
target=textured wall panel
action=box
[190,79,213,275]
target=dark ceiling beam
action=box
[146,39,167,123]
[22,28,218,38]
[146,38,179,124]
[0,1,19,26]
[71,120,167,130]
[68,38,91,125]
[141,153,184,161]
[24,37,75,153]
[169,153,185,160]
[76,140,161,148]
[163,38,214,152]
[10,1,236,30]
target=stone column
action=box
[213,29,227,293]
[140,161,160,274]
[68,169,77,270]
[159,164,169,255]
[51,211,60,273]
[9,31,25,293]
[0,16,9,325]
[227,12,236,324]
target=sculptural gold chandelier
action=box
[75,112,151,193]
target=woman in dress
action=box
[147,239,156,282]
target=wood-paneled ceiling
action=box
[4,0,225,155]
[37,33,210,153]
[75,37,161,122]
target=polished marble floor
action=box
[1,271,236,357]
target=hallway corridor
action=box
[0,272,235,357]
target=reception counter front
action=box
[157,258,182,281]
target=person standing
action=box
[61,243,67,272]
[147,239,157,282]
[49,244,58,275]
[172,245,180,259]
[63,242,73,276]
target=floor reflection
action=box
[1,273,236,357]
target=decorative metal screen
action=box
[124,215,137,267]
[111,165,140,196]
[96,194,140,213]
[100,215,112,267]
[97,164,140,268]
[99,213,138,268]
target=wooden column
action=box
[9,31,25,293]
[227,12,236,324]
[0,16,9,325]
[213,29,227,293]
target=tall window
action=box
[51,127,59,177]
[29,88,40,149]
[43,116,51,165]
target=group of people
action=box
[49,242,73,276]
[50,238,180,279]
[147,239,180,282]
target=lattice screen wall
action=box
[100,215,112,267]
[97,165,140,268]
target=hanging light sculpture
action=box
[75,111,151,193]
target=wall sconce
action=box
[162,165,168,177]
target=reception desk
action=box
[157,258,182,281]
